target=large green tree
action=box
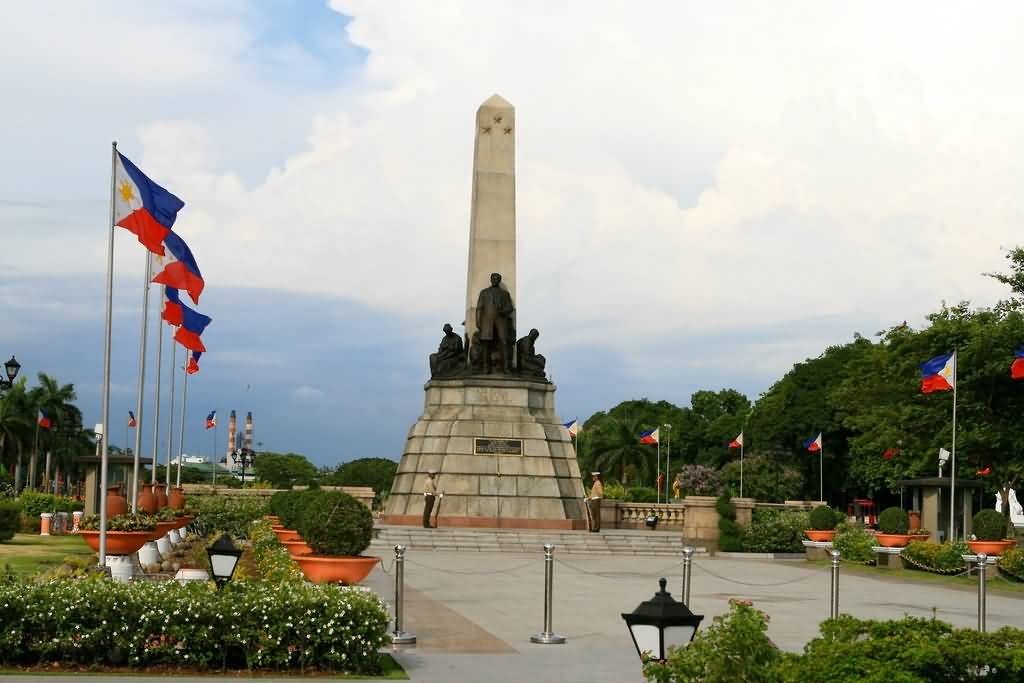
[323,457,399,503]
[253,452,318,489]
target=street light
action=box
[234,432,255,485]
[622,578,703,662]
[0,356,20,391]
[206,533,243,587]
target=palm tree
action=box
[591,417,659,486]
[30,373,77,491]
[0,381,33,491]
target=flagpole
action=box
[150,317,163,484]
[177,360,188,487]
[98,141,117,566]
[819,439,824,503]
[164,341,176,496]
[950,352,958,542]
[212,418,217,486]
[32,419,39,491]
[130,252,151,512]
[656,438,661,504]
[740,436,744,499]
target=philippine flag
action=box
[804,433,822,452]
[640,427,660,445]
[729,432,744,449]
[152,231,204,305]
[920,352,956,393]
[206,410,217,430]
[37,409,51,429]
[187,351,201,375]
[174,305,213,353]
[563,419,579,438]
[1012,348,1024,380]
[162,287,185,326]
[114,152,185,256]
[128,410,137,427]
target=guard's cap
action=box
[590,471,601,476]
[427,469,438,475]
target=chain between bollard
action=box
[529,543,566,644]
[681,546,694,606]
[390,545,416,646]
[976,553,987,633]
[828,549,841,620]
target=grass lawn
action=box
[0,533,95,577]
[810,558,1024,595]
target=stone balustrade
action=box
[613,502,687,530]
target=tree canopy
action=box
[252,452,319,489]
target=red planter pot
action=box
[174,515,193,530]
[78,530,152,555]
[272,528,301,543]
[155,486,168,510]
[875,533,913,548]
[136,484,158,514]
[283,540,313,556]
[169,487,186,510]
[293,555,380,584]
[150,520,177,541]
[804,530,836,542]
[967,539,1017,556]
[105,487,128,520]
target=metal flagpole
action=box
[950,352,958,542]
[820,438,824,503]
[212,418,217,486]
[664,425,671,501]
[177,360,188,487]
[130,252,151,512]
[99,141,117,566]
[656,438,661,504]
[150,317,163,484]
[740,434,744,499]
[164,341,176,496]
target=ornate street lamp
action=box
[0,356,20,391]
[206,533,243,588]
[622,578,703,662]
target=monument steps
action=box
[371,525,704,556]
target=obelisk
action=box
[465,94,516,343]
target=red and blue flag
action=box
[804,433,822,452]
[639,428,659,444]
[128,410,137,427]
[174,304,212,353]
[187,351,201,375]
[206,410,217,429]
[1012,348,1024,380]
[920,352,955,393]
[37,409,51,429]
[113,152,184,256]
[152,231,204,304]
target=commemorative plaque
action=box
[474,438,523,455]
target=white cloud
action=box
[292,385,326,401]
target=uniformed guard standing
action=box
[588,472,603,533]
[422,470,439,528]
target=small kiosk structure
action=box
[896,477,984,543]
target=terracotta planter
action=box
[168,487,186,510]
[908,511,921,531]
[150,520,177,541]
[967,539,1017,556]
[273,528,301,543]
[265,515,281,525]
[875,533,913,548]
[78,530,152,555]
[136,483,158,514]
[804,530,836,542]
[106,487,128,520]
[293,555,380,584]
[909,532,930,542]
[174,515,193,530]
[155,486,168,510]
[283,539,313,556]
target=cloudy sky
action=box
[2,2,1022,466]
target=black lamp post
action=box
[622,578,703,662]
[0,356,20,391]
[234,432,255,485]
[206,533,243,588]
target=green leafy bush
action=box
[16,492,81,518]
[832,522,874,563]
[997,546,1024,581]
[972,508,1007,541]
[322,457,398,505]
[247,519,304,584]
[296,490,373,556]
[877,506,908,534]
[0,577,389,673]
[742,509,809,553]
[716,492,744,552]
[625,486,658,503]
[80,513,157,532]
[901,541,969,574]
[600,479,626,500]
[809,505,840,531]
[269,490,306,529]
[185,494,268,539]
[720,454,804,503]
[643,599,781,683]
[0,501,21,542]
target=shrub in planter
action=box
[972,509,1008,541]
[809,505,840,531]
[296,491,372,557]
[832,522,874,563]
[0,500,21,542]
[270,490,306,529]
[877,507,909,535]
[185,494,268,539]
[80,513,158,532]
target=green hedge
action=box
[185,495,268,540]
[0,501,21,542]
[0,577,389,673]
[742,509,809,553]
[16,492,83,517]
[997,547,1024,581]
[901,541,969,575]
[832,522,874,563]
[972,509,1007,541]
[246,519,303,584]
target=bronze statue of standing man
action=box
[475,273,514,374]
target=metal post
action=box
[681,546,694,605]
[828,549,841,619]
[977,553,987,632]
[530,544,566,644]
[391,545,416,645]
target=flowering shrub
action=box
[741,509,809,553]
[186,495,268,540]
[997,546,1024,581]
[247,519,303,584]
[901,541,969,574]
[0,576,389,673]
[675,464,722,497]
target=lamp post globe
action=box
[206,533,243,587]
[622,578,703,662]
[1,355,19,390]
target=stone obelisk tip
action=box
[479,93,513,110]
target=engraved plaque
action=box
[474,438,523,455]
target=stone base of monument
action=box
[382,377,588,530]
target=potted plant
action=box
[805,505,840,542]
[909,527,931,541]
[293,490,378,584]
[152,507,180,540]
[78,513,157,555]
[968,509,1017,555]
[875,507,912,547]
[271,490,306,541]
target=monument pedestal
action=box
[382,377,587,529]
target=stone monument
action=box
[382,95,587,529]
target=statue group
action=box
[429,272,546,380]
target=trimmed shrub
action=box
[901,541,969,575]
[296,490,373,557]
[809,505,839,531]
[972,508,1007,541]
[0,500,21,542]
[997,546,1024,581]
[625,486,658,503]
[270,490,305,529]
[832,522,874,563]
[16,492,80,518]
[877,506,908,535]
[717,492,743,552]
[185,494,268,540]
[742,509,809,553]
[80,513,157,532]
